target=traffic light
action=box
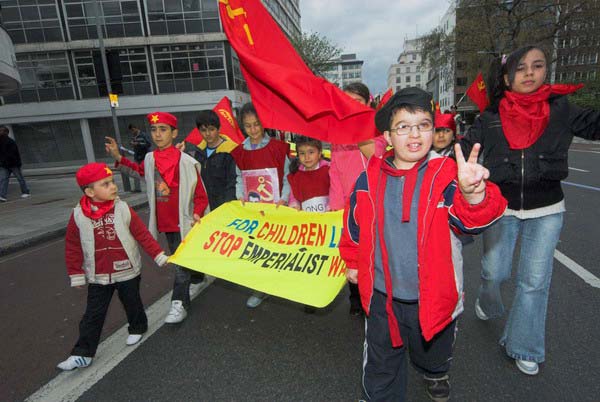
[93,50,122,96]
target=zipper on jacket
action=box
[520,149,525,210]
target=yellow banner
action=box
[169,201,347,307]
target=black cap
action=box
[375,87,435,132]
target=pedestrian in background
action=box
[0,125,30,202]
[461,45,600,376]
[128,124,152,192]
[58,163,168,371]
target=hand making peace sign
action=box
[454,143,489,205]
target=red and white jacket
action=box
[65,199,167,287]
[339,151,507,346]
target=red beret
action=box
[147,111,177,128]
[76,162,113,187]
[435,113,456,132]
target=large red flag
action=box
[218,0,376,144]
[466,72,489,113]
[185,96,245,146]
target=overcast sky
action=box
[299,0,451,95]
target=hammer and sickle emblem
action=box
[256,176,274,201]
[219,0,254,45]
[218,109,236,127]
[477,81,486,91]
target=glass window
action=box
[64,0,143,40]
[5,52,75,104]
[13,120,86,167]
[152,43,226,93]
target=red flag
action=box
[218,0,375,144]
[466,72,489,113]
[214,96,245,144]
[376,89,393,111]
[185,96,245,146]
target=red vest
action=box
[231,139,290,194]
[287,165,330,203]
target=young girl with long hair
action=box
[461,45,600,375]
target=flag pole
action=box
[455,92,468,106]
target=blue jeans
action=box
[0,166,30,198]
[478,213,563,363]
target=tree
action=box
[420,0,593,92]
[290,31,342,76]
[565,77,600,110]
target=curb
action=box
[0,199,149,257]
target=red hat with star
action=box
[76,162,113,187]
[147,111,177,128]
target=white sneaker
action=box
[516,359,539,375]
[164,300,187,324]
[57,355,92,371]
[0,196,7,202]
[474,298,489,321]
[246,292,268,308]
[21,193,30,198]
[126,334,143,346]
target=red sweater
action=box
[65,206,164,280]
[118,156,208,232]
[231,139,290,194]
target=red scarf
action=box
[373,154,426,347]
[499,83,583,149]
[80,196,114,220]
[379,154,424,222]
[153,146,181,188]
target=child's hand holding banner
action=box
[169,201,347,307]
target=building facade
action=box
[0,0,300,169]
[323,53,364,88]
[387,37,429,94]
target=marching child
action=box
[339,87,507,401]
[230,102,291,309]
[193,109,237,211]
[105,112,209,324]
[287,136,330,212]
[433,111,457,157]
[58,163,168,371]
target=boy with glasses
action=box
[339,87,507,401]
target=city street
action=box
[1,143,599,402]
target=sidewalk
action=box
[0,173,148,256]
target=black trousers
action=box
[363,290,457,402]
[72,276,147,358]
[165,232,204,308]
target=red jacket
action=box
[339,151,507,346]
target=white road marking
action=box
[25,277,214,402]
[554,250,600,289]
[0,238,64,264]
[562,181,600,192]
[569,149,600,155]
[568,167,590,173]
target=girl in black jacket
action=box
[461,45,600,376]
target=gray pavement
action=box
[0,170,147,256]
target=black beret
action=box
[375,87,435,132]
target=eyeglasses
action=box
[390,121,434,136]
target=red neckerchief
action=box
[499,83,583,149]
[80,196,114,220]
[373,154,426,347]
[153,146,181,188]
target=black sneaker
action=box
[424,374,450,402]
